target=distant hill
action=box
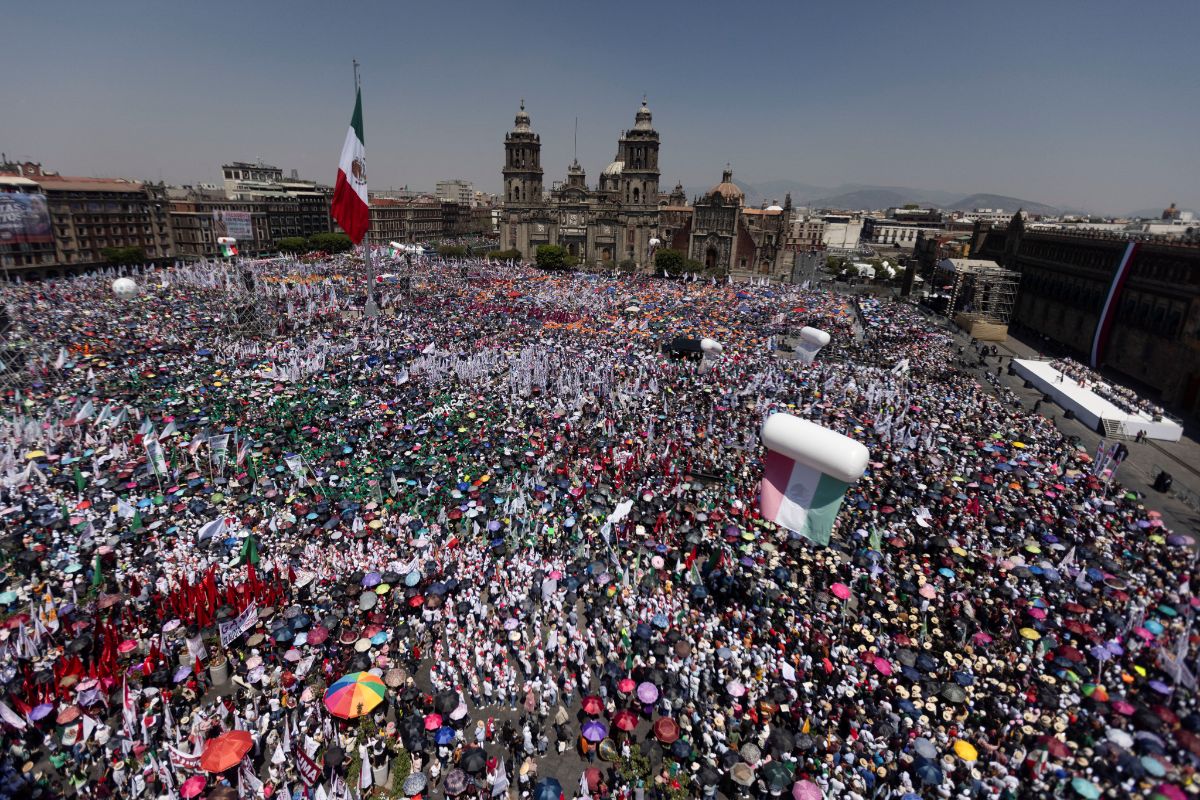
[947,193,1061,217]
[679,178,1074,215]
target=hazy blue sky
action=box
[4,0,1198,214]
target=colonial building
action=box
[499,100,661,267]
[971,212,1200,413]
[367,197,443,248]
[499,102,794,278]
[1,160,174,279]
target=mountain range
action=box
[681,178,1073,216]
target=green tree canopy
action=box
[307,232,354,253]
[536,244,571,271]
[100,246,146,266]
[654,248,685,277]
[276,237,308,253]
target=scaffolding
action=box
[945,263,1020,324]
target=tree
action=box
[276,237,308,253]
[437,244,468,259]
[654,248,685,277]
[307,232,354,253]
[535,244,571,271]
[100,246,146,266]
[486,248,522,262]
[617,258,638,273]
[825,255,848,273]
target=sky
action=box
[4,0,1199,215]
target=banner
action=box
[212,210,253,241]
[294,748,321,786]
[218,601,258,648]
[0,192,52,244]
[168,745,203,772]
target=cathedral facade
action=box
[499,101,795,279]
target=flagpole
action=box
[354,59,379,319]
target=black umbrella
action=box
[460,747,487,774]
[767,728,794,754]
[434,690,458,714]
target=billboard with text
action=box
[0,192,52,244]
[212,210,253,241]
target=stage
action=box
[1011,359,1183,442]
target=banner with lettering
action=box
[219,602,258,648]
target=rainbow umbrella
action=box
[324,672,386,719]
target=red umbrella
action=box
[584,767,602,791]
[1039,736,1071,760]
[653,717,680,744]
[617,678,636,694]
[307,626,329,645]
[1056,645,1084,663]
[612,709,638,732]
[408,596,425,608]
[424,713,443,731]
[200,730,253,773]
[1154,705,1181,728]
[581,695,603,716]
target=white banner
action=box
[219,602,258,648]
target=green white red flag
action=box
[331,88,369,244]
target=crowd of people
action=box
[0,254,1196,800]
[1048,358,1166,421]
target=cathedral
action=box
[499,101,796,280]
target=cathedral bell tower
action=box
[503,100,543,206]
[617,99,660,208]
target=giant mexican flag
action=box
[759,413,870,545]
[331,88,369,244]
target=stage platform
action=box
[1012,359,1183,442]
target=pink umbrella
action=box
[919,584,937,600]
[793,779,823,800]
[873,657,893,676]
[1133,627,1155,641]
[1111,700,1135,716]
[830,583,851,601]
[618,678,636,694]
[1155,784,1186,800]
[180,775,207,798]
[424,713,443,730]
[972,632,993,645]
[1028,607,1047,620]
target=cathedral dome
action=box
[709,168,743,203]
[603,160,625,176]
[513,100,532,133]
[765,204,783,212]
[633,99,654,131]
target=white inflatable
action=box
[793,326,830,364]
[112,277,139,300]
[699,338,723,355]
[759,413,871,544]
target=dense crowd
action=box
[1048,359,1165,420]
[0,255,1196,800]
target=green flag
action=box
[73,466,86,494]
[91,552,102,588]
[131,509,143,532]
[238,535,260,566]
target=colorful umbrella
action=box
[612,709,638,732]
[323,671,386,719]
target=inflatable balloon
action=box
[699,338,723,355]
[112,277,139,300]
[792,326,830,364]
[759,413,869,545]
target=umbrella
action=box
[761,761,792,789]
[534,778,563,800]
[460,747,486,774]
[953,740,978,761]
[200,730,253,773]
[402,772,428,796]
[180,776,207,798]
[444,769,468,796]
[1071,777,1101,799]
[424,713,442,730]
[435,726,457,745]
[637,682,659,703]
[913,738,937,759]
[793,779,823,800]
[653,717,680,744]
[612,709,638,732]
[581,695,603,715]
[740,743,762,764]
[726,679,746,697]
[584,767,602,791]
[582,719,608,742]
[730,763,755,786]
[324,672,386,719]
